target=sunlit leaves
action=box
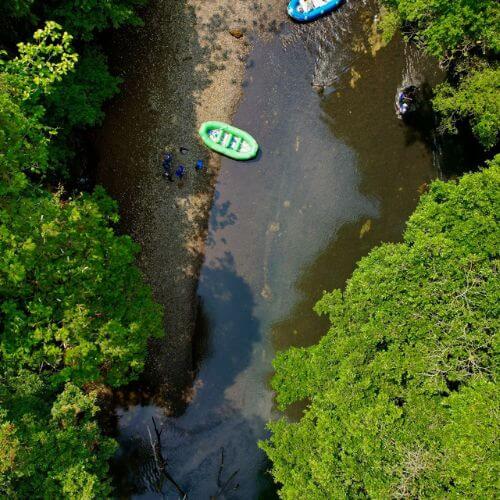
[1,22,78,101]
[0,187,163,388]
[381,0,500,150]
[433,65,500,149]
[382,0,500,60]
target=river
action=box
[103,1,442,497]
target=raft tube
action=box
[198,121,259,160]
[287,0,343,22]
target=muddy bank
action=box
[96,0,283,408]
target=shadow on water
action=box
[111,249,274,498]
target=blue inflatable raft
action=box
[287,0,342,22]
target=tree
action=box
[0,78,47,195]
[0,6,163,498]
[261,161,500,498]
[47,0,146,41]
[381,0,500,62]
[0,383,117,499]
[433,64,500,150]
[380,0,500,151]
[1,21,78,101]
[0,22,78,180]
[1,186,163,388]
[0,0,146,42]
[0,8,135,176]
[44,47,121,168]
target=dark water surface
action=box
[111,1,441,497]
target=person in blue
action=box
[162,152,173,181]
[195,160,204,171]
[398,85,417,116]
[175,165,185,180]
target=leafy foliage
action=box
[0,0,35,20]
[0,5,162,497]
[262,162,500,498]
[433,65,500,150]
[1,187,162,388]
[45,48,120,131]
[44,48,121,167]
[47,0,146,41]
[381,0,500,150]
[0,78,47,195]
[382,0,500,61]
[0,0,145,42]
[0,22,78,183]
[1,0,140,176]
[0,383,117,498]
[1,21,78,101]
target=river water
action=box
[110,1,441,497]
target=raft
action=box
[198,121,259,160]
[287,0,342,22]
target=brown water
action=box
[106,1,442,497]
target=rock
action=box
[359,219,372,238]
[312,84,325,95]
[229,28,244,39]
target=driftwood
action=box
[148,417,187,499]
[210,447,240,499]
[147,418,239,499]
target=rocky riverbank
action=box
[96,0,284,410]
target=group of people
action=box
[162,148,204,182]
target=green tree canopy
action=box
[381,0,500,150]
[382,0,500,61]
[0,383,117,498]
[0,0,145,41]
[1,187,162,389]
[0,16,162,497]
[0,78,46,195]
[433,64,500,150]
[1,21,78,101]
[0,22,78,186]
[262,161,500,498]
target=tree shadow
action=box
[110,249,275,498]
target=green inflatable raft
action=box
[198,121,259,160]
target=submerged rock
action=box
[229,28,244,39]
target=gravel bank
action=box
[96,0,284,411]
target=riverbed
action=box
[100,0,442,497]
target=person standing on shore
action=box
[162,151,173,181]
[175,165,185,180]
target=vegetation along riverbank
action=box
[0,1,164,496]
[0,0,498,498]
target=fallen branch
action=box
[210,447,239,499]
[148,416,187,499]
